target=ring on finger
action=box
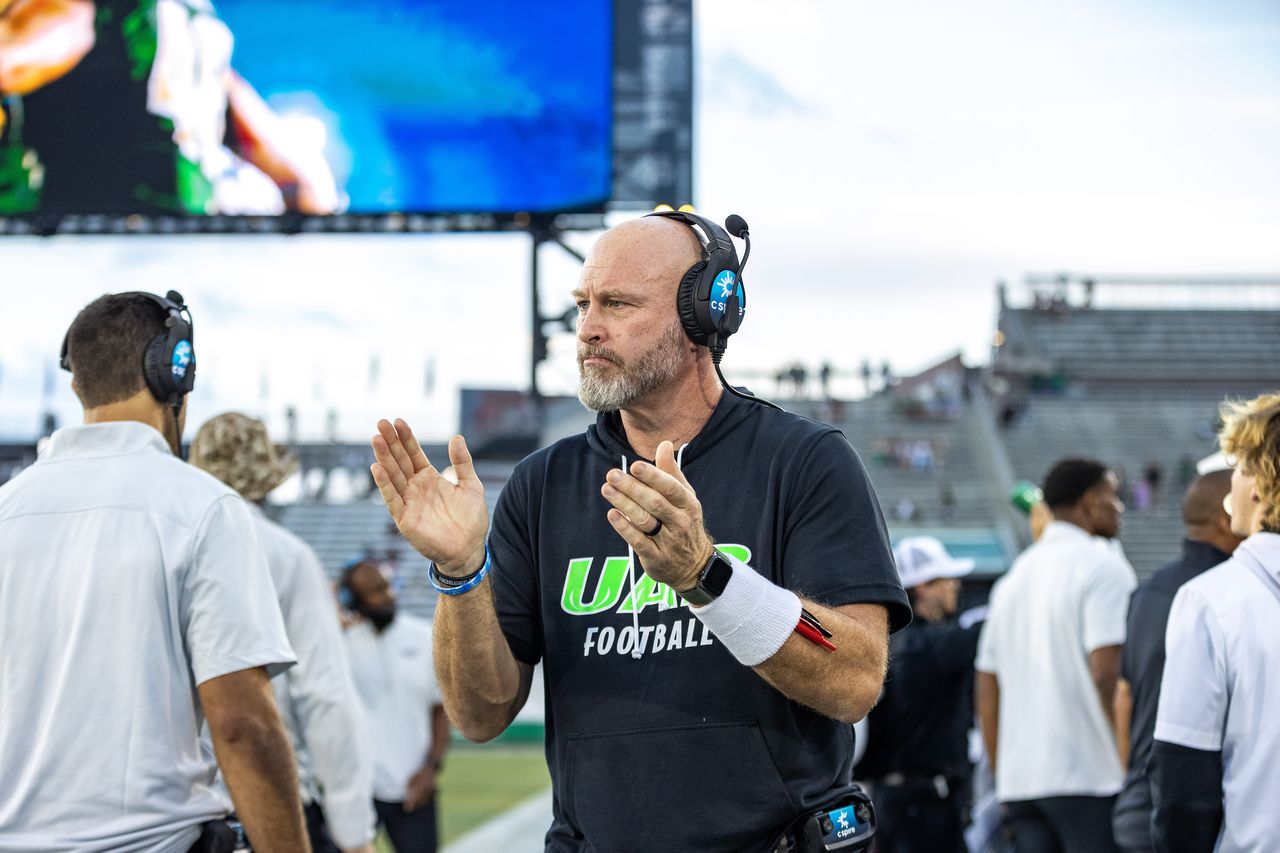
[645,518,663,537]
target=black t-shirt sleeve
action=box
[781,430,912,632]
[489,465,543,666]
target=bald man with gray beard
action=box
[1112,470,1241,853]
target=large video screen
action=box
[0,0,612,217]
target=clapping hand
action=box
[601,440,715,593]
[370,419,488,577]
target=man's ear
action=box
[1082,485,1102,517]
[1214,510,1237,541]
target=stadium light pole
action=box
[528,219,587,427]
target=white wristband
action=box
[690,554,801,666]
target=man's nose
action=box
[578,304,605,344]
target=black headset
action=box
[60,290,196,411]
[646,210,747,358]
[646,210,782,411]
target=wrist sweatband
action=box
[428,546,491,596]
[689,553,802,666]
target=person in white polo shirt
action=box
[341,559,450,853]
[1152,393,1280,853]
[0,292,306,853]
[976,457,1137,853]
[191,411,377,853]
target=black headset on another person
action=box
[337,559,362,611]
[646,210,781,411]
[60,289,196,414]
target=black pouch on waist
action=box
[771,788,877,853]
[186,820,239,853]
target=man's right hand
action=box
[371,419,488,576]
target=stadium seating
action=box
[994,302,1280,577]
[1001,307,1278,386]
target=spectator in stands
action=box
[369,215,908,850]
[939,481,957,521]
[820,361,833,399]
[858,537,979,853]
[191,412,376,853]
[0,292,306,851]
[910,440,935,472]
[1131,478,1152,512]
[1152,393,1280,853]
[1143,461,1164,507]
[1111,470,1238,853]
[341,560,450,853]
[976,457,1136,853]
[1177,455,1197,489]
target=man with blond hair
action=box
[1151,392,1280,853]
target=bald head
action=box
[1183,469,1233,527]
[584,216,703,292]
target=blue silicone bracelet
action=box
[429,546,491,596]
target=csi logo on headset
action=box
[708,270,745,328]
[171,340,194,380]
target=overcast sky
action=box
[1,0,1277,441]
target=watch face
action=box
[678,553,733,607]
[702,553,734,598]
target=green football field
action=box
[374,743,551,849]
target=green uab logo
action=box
[559,544,751,615]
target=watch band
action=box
[678,551,733,606]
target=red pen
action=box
[794,618,837,651]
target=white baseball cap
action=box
[893,536,975,589]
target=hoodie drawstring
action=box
[624,444,688,660]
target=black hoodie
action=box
[490,391,911,852]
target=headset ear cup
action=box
[676,261,709,345]
[142,335,171,404]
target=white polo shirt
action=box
[1154,532,1280,853]
[0,422,295,853]
[344,613,440,802]
[976,521,1137,801]
[249,503,376,849]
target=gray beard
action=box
[577,322,689,412]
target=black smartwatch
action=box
[678,551,734,607]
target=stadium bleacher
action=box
[1003,306,1278,386]
[791,394,1016,577]
[993,291,1280,577]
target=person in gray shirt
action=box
[0,291,305,853]
[192,411,377,853]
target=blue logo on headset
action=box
[708,270,745,327]
[825,806,859,840]
[171,340,193,379]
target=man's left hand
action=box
[601,440,715,592]
[403,765,436,812]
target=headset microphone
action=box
[724,214,751,277]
